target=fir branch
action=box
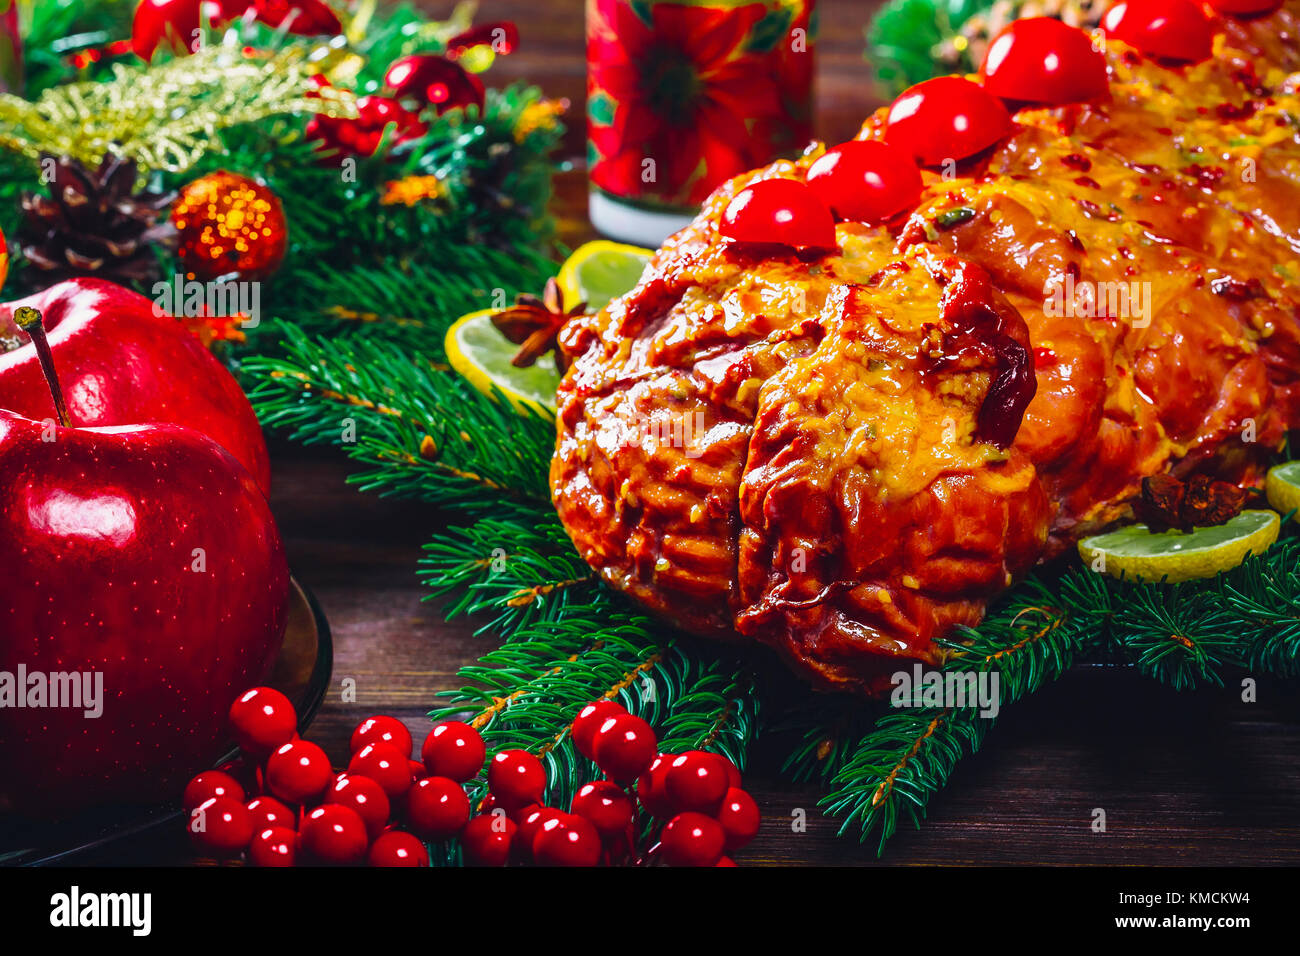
[1217,537,1300,679]
[243,325,555,509]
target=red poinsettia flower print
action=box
[587,0,803,208]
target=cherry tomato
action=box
[1102,0,1216,63]
[806,140,923,224]
[719,179,837,250]
[886,76,1015,166]
[980,17,1109,105]
[1206,0,1282,14]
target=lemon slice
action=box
[1265,461,1300,518]
[1078,509,1280,583]
[556,240,652,313]
[444,309,560,415]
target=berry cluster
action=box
[183,689,758,867]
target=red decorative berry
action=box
[350,715,413,758]
[246,795,296,833]
[326,774,392,840]
[348,742,412,799]
[571,781,635,837]
[980,17,1109,105]
[300,804,369,865]
[660,812,726,867]
[1206,0,1282,14]
[886,76,1014,166]
[421,721,486,782]
[188,797,253,857]
[720,179,837,250]
[266,738,331,804]
[384,54,486,115]
[248,826,298,867]
[591,713,657,783]
[462,811,517,867]
[714,754,742,791]
[409,759,426,781]
[806,140,923,224]
[228,686,297,756]
[131,0,240,62]
[487,749,547,809]
[1102,0,1216,64]
[533,813,602,867]
[406,776,471,840]
[368,830,429,867]
[306,93,428,159]
[665,751,731,815]
[252,0,341,35]
[635,754,676,819]
[570,700,626,760]
[182,770,244,811]
[715,787,760,852]
[515,806,564,861]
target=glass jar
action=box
[586,0,816,246]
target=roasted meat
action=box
[552,6,1300,693]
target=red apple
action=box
[0,279,271,494]
[0,306,289,815]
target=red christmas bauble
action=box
[306,92,428,159]
[980,17,1109,105]
[172,171,288,282]
[384,55,485,115]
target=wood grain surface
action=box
[74,0,1300,865]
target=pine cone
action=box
[19,154,178,286]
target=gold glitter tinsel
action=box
[172,171,288,282]
[0,42,356,176]
[380,175,447,207]
[514,98,568,144]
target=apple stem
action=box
[14,306,73,428]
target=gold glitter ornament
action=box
[172,171,288,282]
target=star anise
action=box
[1138,473,1246,533]
[489,277,586,372]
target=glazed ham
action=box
[551,5,1300,693]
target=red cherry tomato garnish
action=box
[806,140,923,224]
[980,17,1109,105]
[720,179,837,250]
[421,720,487,782]
[369,830,429,867]
[1206,0,1282,14]
[1102,0,1216,64]
[886,76,1015,166]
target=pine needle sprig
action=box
[1216,537,1300,678]
[244,325,555,509]
[1107,584,1243,690]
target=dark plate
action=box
[0,577,332,867]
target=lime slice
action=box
[1266,461,1300,518]
[444,309,560,415]
[557,240,652,313]
[1077,509,1280,583]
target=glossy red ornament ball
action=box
[886,76,1014,166]
[245,795,296,833]
[350,715,413,758]
[980,17,1109,105]
[306,93,428,159]
[665,751,731,815]
[570,700,627,760]
[720,179,837,250]
[172,171,288,282]
[660,812,726,867]
[421,721,486,782]
[253,0,341,34]
[806,139,922,224]
[248,825,298,867]
[369,830,429,867]
[1206,0,1282,14]
[462,811,517,866]
[591,713,657,783]
[716,787,760,852]
[300,804,369,865]
[188,797,253,857]
[182,770,244,811]
[326,774,392,840]
[533,813,602,867]
[487,749,547,809]
[348,742,412,799]
[1102,0,1216,64]
[266,738,332,804]
[571,780,635,836]
[406,776,471,840]
[132,0,241,62]
[635,754,676,819]
[384,54,486,115]
[228,685,297,756]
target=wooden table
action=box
[77,0,1300,866]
